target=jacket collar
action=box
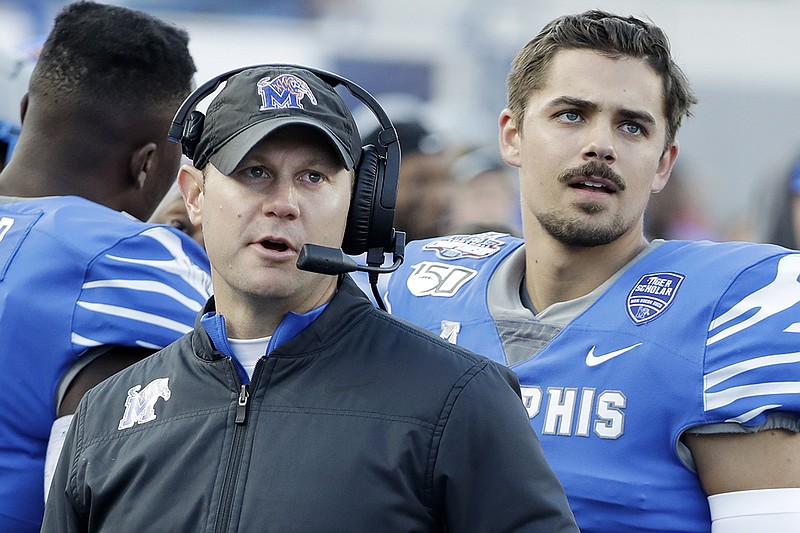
[191,275,375,362]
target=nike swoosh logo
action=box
[585,343,643,367]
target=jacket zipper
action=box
[235,384,249,424]
[214,361,262,533]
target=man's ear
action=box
[498,108,522,168]
[178,164,204,226]
[129,142,157,190]
[652,141,680,193]
[19,93,28,124]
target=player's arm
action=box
[44,345,157,501]
[691,250,800,530]
[58,345,156,415]
[684,430,800,531]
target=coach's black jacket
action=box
[43,276,577,532]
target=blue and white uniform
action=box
[0,195,212,532]
[386,232,800,533]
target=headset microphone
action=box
[296,245,360,276]
[296,231,405,311]
[297,231,406,276]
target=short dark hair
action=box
[29,1,196,113]
[507,10,697,147]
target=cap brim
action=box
[208,116,356,175]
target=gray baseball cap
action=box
[193,65,361,174]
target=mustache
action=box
[558,162,625,191]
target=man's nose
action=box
[582,125,617,163]
[263,178,300,219]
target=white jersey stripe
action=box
[82,279,204,312]
[72,333,166,351]
[724,404,782,424]
[704,351,800,389]
[105,227,212,299]
[71,332,102,347]
[706,382,800,411]
[135,340,165,350]
[707,255,800,345]
[76,301,193,334]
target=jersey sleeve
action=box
[703,251,800,428]
[71,226,212,352]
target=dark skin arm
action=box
[58,346,157,416]
[684,430,800,495]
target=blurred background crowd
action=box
[3,0,800,247]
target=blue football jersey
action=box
[0,196,212,532]
[386,232,800,533]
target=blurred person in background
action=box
[362,114,454,241]
[0,48,35,171]
[149,178,205,249]
[644,160,722,241]
[448,144,521,236]
[0,2,211,531]
[754,153,800,250]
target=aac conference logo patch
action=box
[626,272,684,325]
[422,232,507,260]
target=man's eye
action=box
[305,171,325,184]
[622,123,644,135]
[243,167,266,179]
[558,111,581,123]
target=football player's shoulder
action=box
[29,196,150,248]
[648,240,796,295]
[668,238,793,266]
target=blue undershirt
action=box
[200,304,328,384]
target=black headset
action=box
[167,64,401,258]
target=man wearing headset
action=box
[43,65,577,532]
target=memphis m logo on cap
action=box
[257,74,318,111]
[185,65,362,176]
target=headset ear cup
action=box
[181,110,205,160]
[343,145,380,255]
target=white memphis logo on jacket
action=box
[118,377,171,430]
